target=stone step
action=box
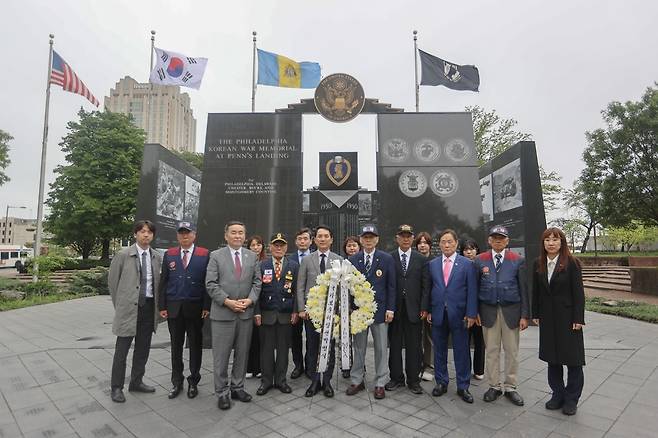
[583,280,632,293]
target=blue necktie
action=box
[495,253,502,272]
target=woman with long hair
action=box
[532,227,585,416]
[246,235,266,378]
[460,239,485,381]
[414,231,434,381]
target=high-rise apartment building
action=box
[104,76,196,152]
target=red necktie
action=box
[275,260,282,281]
[234,251,242,280]
[182,250,190,268]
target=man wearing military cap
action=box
[158,221,210,400]
[474,225,528,406]
[386,224,430,395]
[346,224,396,400]
[254,233,299,395]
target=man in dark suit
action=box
[158,221,210,400]
[386,224,429,395]
[426,229,477,403]
[254,233,299,395]
[297,225,342,398]
[288,227,313,379]
[346,224,396,400]
[475,225,529,406]
[108,220,163,403]
[206,221,262,410]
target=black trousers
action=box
[111,298,154,389]
[167,305,204,386]
[469,325,485,376]
[291,319,304,370]
[388,300,422,385]
[304,319,335,384]
[260,321,291,387]
[247,323,261,374]
[548,363,584,403]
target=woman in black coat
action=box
[532,227,585,416]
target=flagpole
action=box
[145,30,155,142]
[413,30,420,112]
[251,31,257,112]
[33,34,55,282]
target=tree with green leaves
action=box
[579,84,658,227]
[46,110,145,259]
[468,105,563,215]
[173,150,204,170]
[0,129,12,186]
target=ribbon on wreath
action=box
[317,260,352,373]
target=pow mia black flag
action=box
[418,49,480,91]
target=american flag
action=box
[50,50,99,107]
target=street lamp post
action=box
[4,205,27,245]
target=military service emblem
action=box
[383,138,410,163]
[399,169,427,198]
[314,73,365,123]
[445,138,471,162]
[414,138,441,162]
[325,155,352,187]
[430,169,459,197]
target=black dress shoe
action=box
[432,383,447,397]
[256,384,273,396]
[545,396,564,410]
[230,389,252,402]
[128,382,156,393]
[408,383,423,395]
[483,388,503,402]
[384,380,404,391]
[111,388,125,403]
[341,369,351,379]
[290,367,304,379]
[279,383,292,394]
[168,384,182,399]
[323,383,334,397]
[562,400,577,415]
[457,388,474,404]
[218,395,230,410]
[505,391,524,406]
[305,381,320,397]
[187,384,198,399]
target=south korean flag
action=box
[149,47,208,90]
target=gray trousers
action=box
[351,322,389,388]
[211,319,253,397]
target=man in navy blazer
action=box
[287,227,313,379]
[346,224,396,400]
[426,229,478,403]
[158,221,210,400]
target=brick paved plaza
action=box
[1,296,657,437]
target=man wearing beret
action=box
[158,222,210,400]
[475,225,528,406]
[254,233,299,395]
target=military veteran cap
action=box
[177,221,196,232]
[396,224,415,235]
[270,233,288,244]
[489,225,509,237]
[360,224,379,237]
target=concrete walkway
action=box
[1,295,657,437]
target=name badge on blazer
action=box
[263,269,273,284]
[376,269,383,277]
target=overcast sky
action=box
[1,0,656,220]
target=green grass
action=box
[0,292,96,311]
[586,297,658,323]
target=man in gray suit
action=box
[297,225,343,398]
[109,220,163,403]
[206,221,262,410]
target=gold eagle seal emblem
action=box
[314,73,365,123]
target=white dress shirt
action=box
[181,244,195,262]
[228,246,243,268]
[547,255,559,282]
[136,245,153,297]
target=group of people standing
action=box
[108,219,586,416]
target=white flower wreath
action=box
[305,260,377,336]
